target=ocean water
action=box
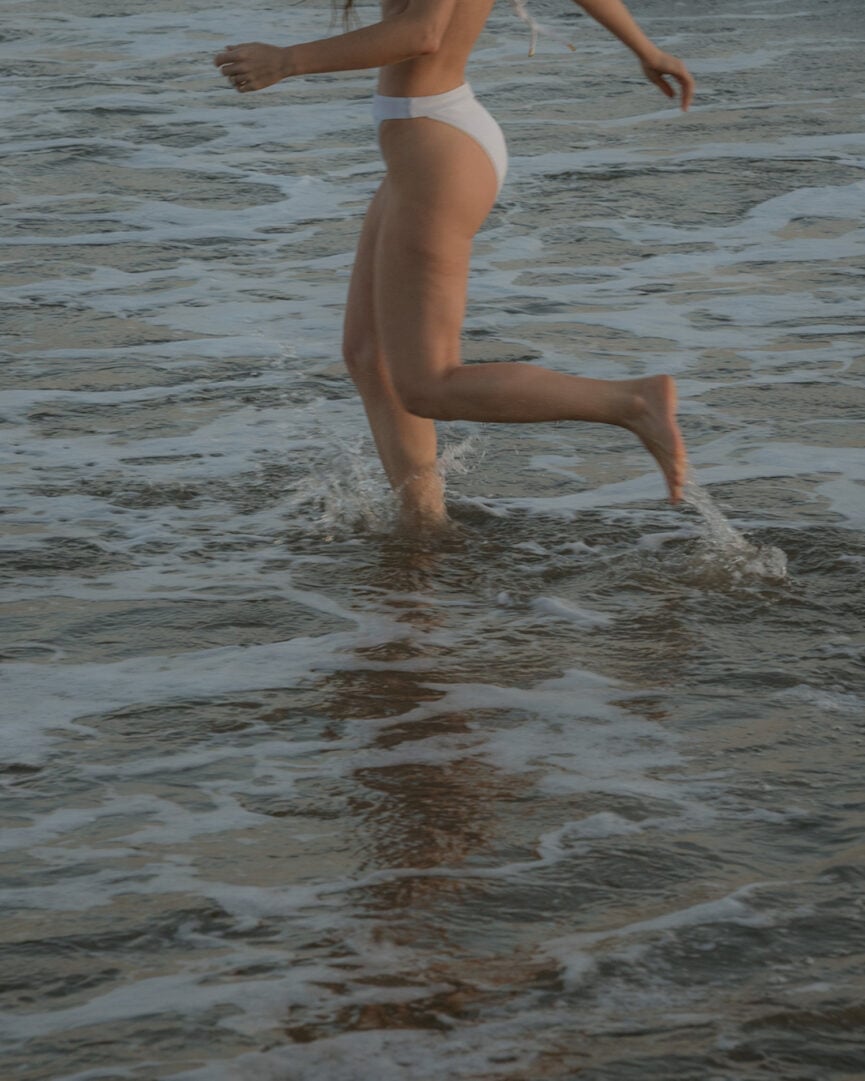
[2,0,864,1078]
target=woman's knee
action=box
[393,369,457,420]
[342,333,384,384]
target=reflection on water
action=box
[2,0,865,1078]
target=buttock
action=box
[372,83,508,197]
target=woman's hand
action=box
[640,49,695,111]
[214,43,291,93]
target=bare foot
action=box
[622,374,687,504]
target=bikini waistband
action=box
[372,82,474,108]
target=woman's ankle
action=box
[396,466,447,529]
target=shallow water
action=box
[2,0,865,1078]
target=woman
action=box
[215,0,694,530]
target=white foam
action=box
[163,1025,541,1081]
[0,962,333,1043]
[0,619,402,763]
[530,595,614,627]
[544,882,777,991]
[774,684,864,715]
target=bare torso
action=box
[376,0,496,96]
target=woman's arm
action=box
[573,0,695,110]
[214,0,458,93]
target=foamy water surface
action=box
[2,0,865,1078]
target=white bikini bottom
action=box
[372,82,508,196]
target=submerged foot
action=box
[624,374,687,504]
[398,502,451,536]
[396,467,450,536]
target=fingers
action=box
[213,45,238,67]
[213,43,280,93]
[677,68,696,111]
[214,45,253,93]
[643,55,695,112]
[218,64,250,92]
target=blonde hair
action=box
[339,0,357,28]
[337,1,574,53]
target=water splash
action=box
[283,433,486,541]
[682,476,788,582]
[438,433,485,482]
[284,434,396,539]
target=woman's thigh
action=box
[374,120,498,401]
[342,180,388,370]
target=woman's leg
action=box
[342,180,447,527]
[375,119,687,503]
